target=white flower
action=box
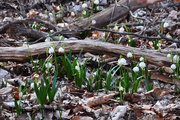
[82,3,88,9]
[22,42,29,47]
[30,83,34,89]
[171,64,176,70]
[92,20,96,25]
[163,22,169,28]
[75,65,80,71]
[48,47,55,54]
[93,72,97,76]
[118,27,125,32]
[45,62,52,69]
[19,92,23,98]
[58,47,65,53]
[33,60,39,64]
[94,0,99,5]
[118,58,127,66]
[71,12,75,17]
[139,57,144,61]
[45,37,51,42]
[133,67,139,72]
[82,10,87,15]
[173,55,179,63]
[96,6,100,10]
[119,86,124,91]
[114,26,119,31]
[167,54,171,58]
[49,13,55,22]
[139,62,146,69]
[127,52,133,58]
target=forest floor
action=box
[0,0,180,120]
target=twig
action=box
[91,27,180,44]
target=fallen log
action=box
[0,40,172,67]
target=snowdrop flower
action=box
[139,57,144,61]
[82,10,87,15]
[30,83,34,89]
[118,27,125,32]
[49,13,55,22]
[133,67,139,72]
[93,71,97,76]
[92,20,96,25]
[45,37,51,42]
[139,62,146,69]
[173,55,179,63]
[114,26,119,31]
[48,47,55,54]
[171,64,176,70]
[118,58,127,66]
[33,60,39,64]
[58,47,65,53]
[127,52,133,58]
[163,22,169,28]
[75,65,80,71]
[82,3,88,9]
[22,42,29,47]
[19,92,23,98]
[96,6,101,11]
[45,62,52,69]
[167,54,171,58]
[119,86,124,91]
[94,0,99,5]
[71,12,75,17]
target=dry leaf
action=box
[86,93,116,107]
[0,87,12,95]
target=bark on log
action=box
[0,40,171,67]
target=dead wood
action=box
[0,40,172,67]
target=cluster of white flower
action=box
[167,54,179,71]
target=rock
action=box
[0,69,11,88]
[109,105,127,120]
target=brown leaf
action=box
[86,93,116,107]
[124,94,142,103]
